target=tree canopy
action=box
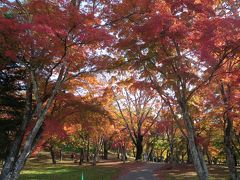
[0,0,240,180]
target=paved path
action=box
[118,162,163,180]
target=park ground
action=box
[2,152,237,180]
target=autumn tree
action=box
[201,57,240,179]
[109,0,240,179]
[0,0,112,179]
[109,78,162,160]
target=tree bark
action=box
[103,140,108,160]
[220,83,239,180]
[86,138,90,162]
[92,144,98,167]
[206,149,212,165]
[224,114,238,180]
[117,147,120,159]
[132,147,136,158]
[79,149,84,165]
[148,144,154,161]
[180,99,208,180]
[2,67,64,180]
[50,146,56,164]
[121,146,126,163]
[169,141,174,163]
[135,135,143,160]
[186,142,193,164]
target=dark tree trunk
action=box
[186,144,193,164]
[121,146,126,163]
[169,142,174,163]
[220,83,239,180]
[92,144,98,167]
[135,135,143,160]
[181,153,185,163]
[50,146,56,164]
[224,115,238,180]
[117,147,120,159]
[206,149,212,165]
[103,140,108,160]
[148,144,154,161]
[132,147,136,158]
[86,138,90,163]
[79,149,84,165]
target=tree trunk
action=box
[86,138,90,163]
[117,147,120,159]
[220,83,239,180]
[3,83,61,179]
[59,149,63,161]
[169,141,174,163]
[79,149,84,165]
[186,143,193,164]
[224,116,238,180]
[92,145,98,167]
[206,149,212,165]
[50,146,56,164]
[103,140,108,160]
[180,100,208,180]
[181,153,185,163]
[132,147,136,158]
[148,144,154,161]
[121,146,126,163]
[135,135,143,160]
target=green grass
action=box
[19,163,120,180]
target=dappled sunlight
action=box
[20,162,120,180]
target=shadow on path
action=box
[118,162,163,180]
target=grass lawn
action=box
[19,162,120,180]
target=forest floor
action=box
[18,160,238,180]
[154,163,240,179]
[1,152,239,180]
[17,152,146,180]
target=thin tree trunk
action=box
[86,138,90,163]
[132,147,135,158]
[148,144,154,161]
[59,149,63,161]
[224,116,238,180]
[135,135,143,160]
[180,99,208,180]
[169,141,174,163]
[103,140,108,160]
[220,83,239,180]
[50,146,56,164]
[122,146,126,163]
[206,149,212,165]
[79,149,84,165]
[93,145,98,167]
[117,147,120,159]
[186,142,193,164]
